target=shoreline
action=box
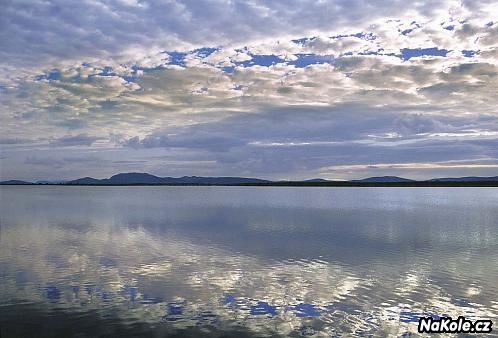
[2,182,498,187]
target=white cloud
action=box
[1,0,498,180]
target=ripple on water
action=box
[1,186,498,336]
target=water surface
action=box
[1,186,498,337]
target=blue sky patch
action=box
[288,54,334,68]
[35,69,61,81]
[400,47,449,60]
[292,36,317,46]
[99,66,114,76]
[235,54,285,67]
[122,74,138,82]
[125,63,167,80]
[167,51,188,66]
[222,66,235,73]
[194,47,218,57]
[400,22,421,36]
[332,32,376,41]
[462,50,478,57]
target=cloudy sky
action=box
[1,0,498,181]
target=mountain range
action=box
[66,173,270,185]
[2,173,498,185]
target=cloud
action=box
[0,137,32,145]
[25,156,65,167]
[1,0,498,180]
[49,134,104,147]
[113,103,498,179]
[0,0,454,70]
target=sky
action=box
[1,0,498,181]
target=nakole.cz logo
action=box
[418,316,492,334]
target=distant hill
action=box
[36,180,67,184]
[0,180,32,185]
[428,176,498,182]
[303,178,330,183]
[67,177,101,184]
[3,173,498,186]
[104,172,166,184]
[172,176,270,184]
[65,172,271,185]
[352,176,415,183]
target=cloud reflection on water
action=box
[1,186,498,336]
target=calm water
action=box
[1,186,498,337]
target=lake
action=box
[1,186,498,337]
